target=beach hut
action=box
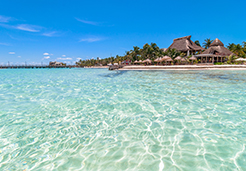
[195,38,234,64]
[167,36,205,56]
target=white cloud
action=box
[9,52,15,54]
[80,37,103,42]
[44,56,50,59]
[62,55,66,57]
[18,56,21,58]
[0,15,11,23]
[43,52,49,55]
[75,18,99,26]
[76,58,82,60]
[43,31,57,37]
[57,57,72,60]
[16,24,41,32]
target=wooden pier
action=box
[0,65,83,69]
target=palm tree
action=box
[164,48,181,59]
[242,42,246,55]
[150,43,159,51]
[203,38,213,49]
[141,43,151,60]
[226,43,236,51]
[132,46,140,61]
[124,51,131,61]
[194,40,201,47]
[231,44,245,57]
[227,55,237,64]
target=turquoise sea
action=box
[0,68,246,171]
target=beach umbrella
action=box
[154,57,161,65]
[235,58,246,61]
[189,56,197,61]
[139,60,143,63]
[174,56,182,60]
[159,57,166,62]
[143,59,152,64]
[166,58,173,62]
[163,55,171,60]
[159,56,170,62]
[146,59,152,63]
[181,58,187,62]
[134,60,138,63]
[154,58,160,62]
[160,56,172,65]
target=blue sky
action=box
[0,0,245,65]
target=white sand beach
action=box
[118,65,246,70]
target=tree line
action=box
[76,39,246,66]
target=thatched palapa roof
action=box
[181,58,188,62]
[143,59,152,63]
[168,35,205,52]
[154,58,161,62]
[174,56,182,60]
[201,38,234,57]
[189,56,197,60]
[210,38,224,46]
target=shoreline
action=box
[118,65,246,70]
[84,66,108,68]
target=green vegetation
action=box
[202,38,213,49]
[214,62,224,65]
[226,42,246,57]
[194,40,201,47]
[76,43,183,67]
[76,39,246,67]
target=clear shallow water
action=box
[0,69,246,171]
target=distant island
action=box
[76,36,246,67]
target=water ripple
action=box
[0,69,246,170]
